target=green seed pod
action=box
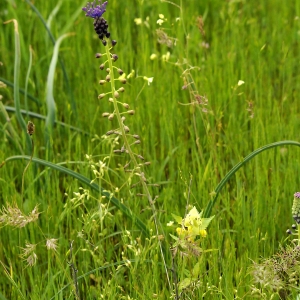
[106,130,115,136]
[112,54,118,61]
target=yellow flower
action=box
[176,227,186,237]
[199,229,207,238]
[173,206,214,241]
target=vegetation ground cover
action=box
[0,0,300,299]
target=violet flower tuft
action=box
[83,1,117,46]
[82,1,108,19]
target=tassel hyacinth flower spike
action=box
[82,0,117,46]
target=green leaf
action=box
[178,278,192,292]
[169,233,179,241]
[200,215,215,230]
[192,262,201,278]
[171,213,182,224]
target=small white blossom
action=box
[162,51,170,62]
[134,18,142,25]
[150,53,157,60]
[157,19,164,26]
[167,221,174,226]
[143,76,154,85]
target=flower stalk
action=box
[82,0,171,291]
[104,35,172,293]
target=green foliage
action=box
[1,0,300,299]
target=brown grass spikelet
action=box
[20,243,38,267]
[196,16,205,37]
[27,121,35,135]
[0,204,40,228]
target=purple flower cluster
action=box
[82,1,108,19]
[295,192,300,199]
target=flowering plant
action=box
[171,206,214,242]
[169,206,214,258]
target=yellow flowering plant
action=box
[168,206,215,259]
[172,206,214,242]
[168,206,215,294]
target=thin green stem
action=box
[24,45,33,118]
[21,136,34,202]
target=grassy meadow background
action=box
[1,0,300,299]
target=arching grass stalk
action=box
[82,0,171,290]
[204,140,300,218]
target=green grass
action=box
[1,0,300,299]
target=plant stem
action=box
[21,136,34,202]
[105,43,172,291]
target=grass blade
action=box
[50,259,152,300]
[0,102,24,154]
[4,106,90,136]
[0,260,26,300]
[3,20,31,152]
[0,77,41,106]
[24,0,77,115]
[45,33,74,141]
